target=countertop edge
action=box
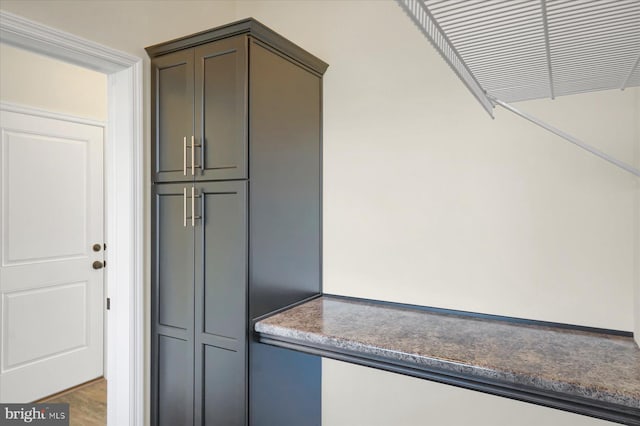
[256,322,636,407]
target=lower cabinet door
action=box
[152,183,196,426]
[194,181,248,426]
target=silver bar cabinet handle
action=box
[191,136,195,176]
[183,187,187,227]
[183,136,187,176]
[191,186,196,227]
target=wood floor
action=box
[39,378,106,426]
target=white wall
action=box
[323,360,612,426]
[1,1,636,425]
[0,1,236,60]
[0,43,107,120]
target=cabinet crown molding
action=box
[145,17,329,76]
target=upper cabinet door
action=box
[194,37,248,181]
[152,49,195,183]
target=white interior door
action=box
[0,109,104,402]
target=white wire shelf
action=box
[397,0,640,177]
[398,0,640,105]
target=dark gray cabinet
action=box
[148,18,328,426]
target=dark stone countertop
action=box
[254,295,640,423]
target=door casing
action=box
[0,10,144,426]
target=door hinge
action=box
[106,298,111,310]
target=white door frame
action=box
[0,11,144,426]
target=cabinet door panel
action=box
[194,181,247,425]
[155,185,195,329]
[152,50,194,182]
[203,193,246,341]
[158,336,194,426]
[195,37,247,181]
[197,181,247,346]
[202,345,245,426]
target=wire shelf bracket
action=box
[488,95,640,178]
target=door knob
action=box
[93,261,105,270]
